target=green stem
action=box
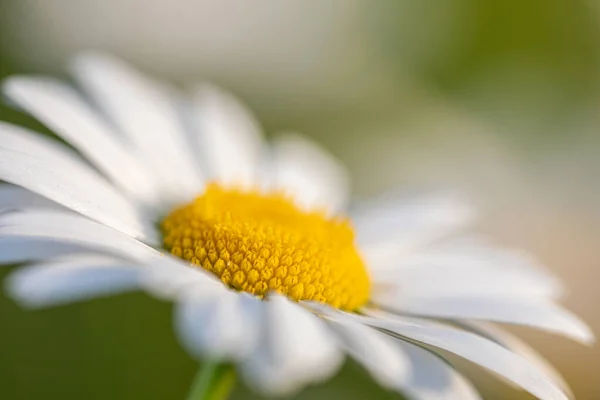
[186,361,236,400]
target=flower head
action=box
[0,53,593,399]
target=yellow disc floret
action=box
[161,183,370,311]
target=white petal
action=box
[315,304,481,400]
[374,297,593,344]
[0,236,87,264]
[0,148,154,241]
[322,308,411,389]
[372,267,561,300]
[354,193,473,273]
[0,184,61,210]
[190,83,265,189]
[0,209,219,299]
[464,321,571,396]
[271,133,350,214]
[175,288,261,361]
[5,255,140,308]
[138,256,219,299]
[350,309,570,400]
[0,120,83,163]
[0,210,159,261]
[378,236,562,285]
[240,295,343,396]
[371,241,563,298]
[0,123,155,241]
[397,341,481,400]
[71,52,204,205]
[2,77,161,206]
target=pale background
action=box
[0,1,599,399]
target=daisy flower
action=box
[0,53,593,400]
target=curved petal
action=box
[190,83,265,189]
[0,147,152,241]
[0,209,218,298]
[0,236,88,264]
[240,295,343,396]
[372,265,561,300]
[71,52,204,205]
[397,341,481,400]
[463,321,571,396]
[0,184,62,211]
[0,121,83,163]
[5,255,141,308]
[323,309,412,390]
[342,308,570,400]
[372,297,594,345]
[270,133,350,214]
[370,240,563,298]
[175,288,261,361]
[0,209,159,261]
[372,236,563,297]
[354,193,473,274]
[2,77,161,206]
[0,123,155,241]
[314,304,480,400]
[138,257,220,300]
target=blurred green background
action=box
[1,0,600,399]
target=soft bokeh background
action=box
[1,0,600,399]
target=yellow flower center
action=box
[161,183,370,311]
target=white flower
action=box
[0,52,593,400]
